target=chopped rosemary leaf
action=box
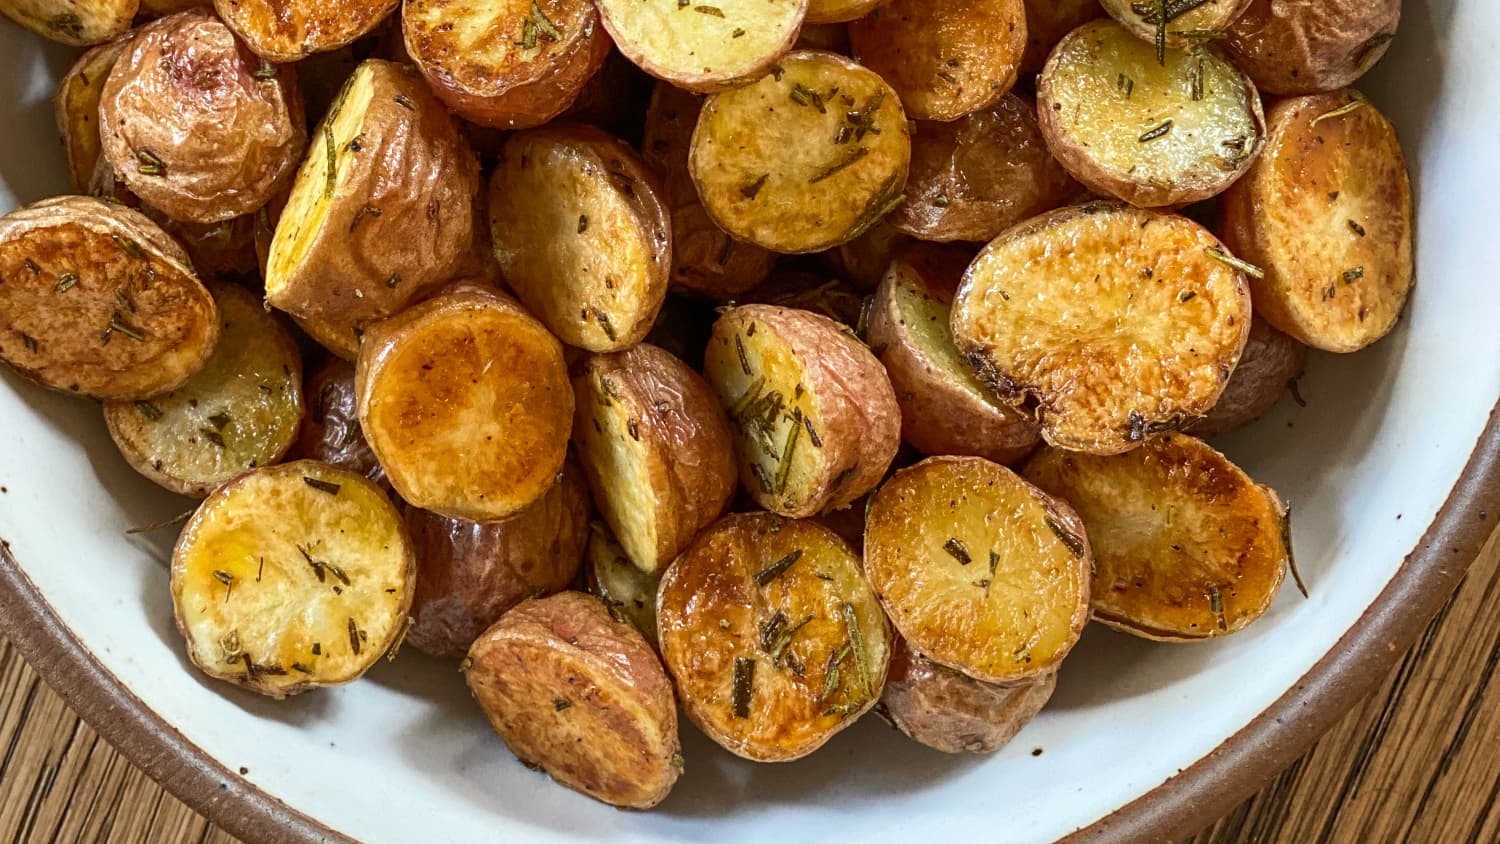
[932,193,950,208]
[1342,267,1365,284]
[1204,247,1265,279]
[1208,585,1226,630]
[212,570,234,586]
[136,149,165,176]
[530,1,563,40]
[554,698,572,711]
[758,611,788,652]
[1118,73,1135,99]
[303,476,342,495]
[592,306,617,342]
[773,416,802,494]
[802,413,823,448]
[1309,98,1365,127]
[1282,511,1308,598]
[348,617,362,654]
[820,641,850,703]
[200,428,225,448]
[111,236,143,260]
[735,334,753,375]
[393,93,416,110]
[1347,219,1366,237]
[731,656,755,718]
[577,214,588,234]
[349,204,382,232]
[1139,120,1174,143]
[386,273,402,289]
[54,273,77,293]
[943,537,972,565]
[754,549,803,585]
[1179,290,1197,303]
[1045,515,1086,557]
[809,147,869,183]
[207,411,232,430]
[842,603,872,697]
[323,125,338,199]
[253,60,278,79]
[134,400,162,421]
[124,508,193,534]
[740,173,769,200]
[695,5,725,17]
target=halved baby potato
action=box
[0,0,136,45]
[1100,0,1252,51]
[0,195,218,400]
[690,50,911,255]
[573,343,736,574]
[1022,434,1291,641]
[291,357,384,483]
[657,513,892,761]
[356,283,573,522]
[1021,0,1103,73]
[594,0,807,93]
[214,0,399,62]
[951,202,1252,455]
[488,124,670,352]
[1226,0,1400,96]
[704,304,901,517]
[1037,19,1265,208]
[1220,91,1413,353]
[55,36,129,193]
[868,244,1039,465]
[1190,317,1306,437]
[849,0,1027,122]
[584,521,661,648]
[171,460,416,698]
[104,282,304,497]
[465,591,681,808]
[806,0,884,25]
[881,637,1056,754]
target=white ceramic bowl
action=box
[3,3,1499,841]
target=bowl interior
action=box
[3,2,1499,841]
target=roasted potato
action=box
[405,461,590,658]
[890,94,1081,243]
[849,0,1026,123]
[573,343,736,574]
[691,51,910,255]
[823,218,911,290]
[0,195,218,400]
[265,59,479,325]
[642,82,773,300]
[159,215,260,283]
[1226,0,1400,96]
[704,304,901,517]
[864,456,1090,684]
[594,0,807,93]
[98,10,307,224]
[584,522,660,647]
[1020,0,1102,73]
[807,0,883,25]
[1190,318,1306,437]
[488,124,670,351]
[465,592,681,808]
[356,283,573,522]
[293,313,362,361]
[1022,434,1291,641]
[1220,91,1413,353]
[104,282,304,497]
[868,244,1039,465]
[1100,0,1252,51]
[214,0,399,62]
[171,460,416,698]
[746,270,865,329]
[0,0,135,45]
[55,37,129,194]
[1037,19,1265,209]
[656,513,891,761]
[140,0,208,14]
[881,637,1055,754]
[951,202,1252,455]
[403,0,611,129]
[291,358,384,483]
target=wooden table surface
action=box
[2,528,1497,843]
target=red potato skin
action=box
[881,637,1056,754]
[1226,0,1401,96]
[1190,318,1307,437]
[290,357,386,483]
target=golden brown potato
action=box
[488,124,670,352]
[745,270,866,329]
[0,195,218,400]
[584,522,661,647]
[704,304,901,517]
[356,283,573,522]
[865,457,1090,683]
[55,37,129,194]
[403,0,611,129]
[1037,19,1265,208]
[98,10,307,224]
[1022,434,1290,641]
[573,344,736,574]
[881,637,1055,754]
[265,59,479,325]
[951,202,1251,455]
[807,0,884,25]
[1220,91,1413,353]
[849,0,1026,122]
[823,218,912,290]
[465,592,681,808]
[1226,0,1400,96]
[595,0,807,93]
[868,244,1039,465]
[291,358,385,483]
[214,0,399,62]
[657,513,891,761]
[0,0,136,45]
[890,94,1081,243]
[172,460,416,698]
[642,82,773,300]
[691,51,910,255]
[293,313,362,361]
[405,461,590,658]
[1190,318,1306,437]
[104,282,303,497]
[1020,0,1102,73]
[1100,0,1253,51]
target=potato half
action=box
[171,460,416,698]
[704,304,901,517]
[868,244,1039,465]
[657,513,892,761]
[806,0,884,25]
[488,124,670,352]
[1020,0,1102,73]
[1226,0,1400,96]
[1190,318,1306,437]
[881,637,1055,754]
[1221,91,1413,353]
[291,357,384,483]
[584,522,661,648]
[1023,435,1290,641]
[594,0,807,93]
[214,0,399,62]
[356,283,573,522]
[104,282,303,497]
[690,50,911,255]
[0,195,218,400]
[1037,19,1265,208]
[573,343,736,574]
[466,592,681,808]
[55,37,129,194]
[1100,0,1252,51]
[0,0,135,45]
[849,0,1026,122]
[951,202,1252,455]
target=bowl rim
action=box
[1,401,1497,843]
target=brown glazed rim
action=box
[1,401,1497,844]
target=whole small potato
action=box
[882,637,1056,754]
[1190,318,1307,437]
[1227,0,1400,96]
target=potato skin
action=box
[1020,0,1102,73]
[291,357,385,483]
[406,460,590,658]
[1226,0,1400,96]
[465,592,681,809]
[55,37,129,194]
[882,637,1055,754]
[0,195,218,400]
[824,219,912,291]
[1190,318,1306,437]
[214,0,400,62]
[0,0,137,45]
[99,10,308,224]
[806,0,886,25]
